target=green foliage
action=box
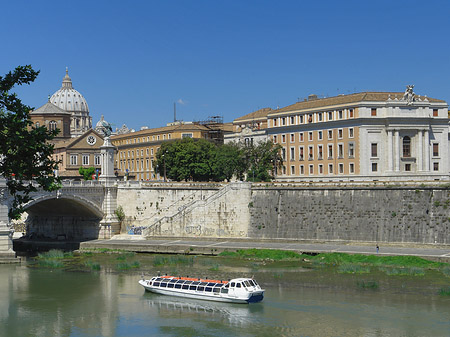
[379,266,425,276]
[114,205,125,222]
[78,166,96,180]
[439,286,450,296]
[338,263,370,274]
[155,138,281,182]
[153,255,194,266]
[0,65,61,219]
[356,280,379,289]
[84,261,101,271]
[218,249,301,260]
[441,266,450,277]
[37,249,65,259]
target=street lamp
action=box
[162,152,167,182]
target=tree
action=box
[245,140,282,182]
[78,167,96,180]
[0,65,60,219]
[212,142,247,181]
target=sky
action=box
[2,0,450,131]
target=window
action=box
[318,131,323,140]
[338,129,343,139]
[151,148,154,155]
[290,147,295,161]
[319,164,323,174]
[49,120,57,131]
[328,111,333,120]
[299,146,304,160]
[290,116,295,125]
[349,163,355,173]
[338,144,343,158]
[433,162,439,171]
[94,155,101,166]
[349,109,354,118]
[70,155,77,166]
[308,146,313,160]
[308,132,313,141]
[433,109,438,117]
[273,119,277,127]
[318,145,323,160]
[141,149,144,156]
[338,110,343,119]
[282,134,286,143]
[182,133,193,138]
[372,163,378,172]
[299,115,304,123]
[146,148,149,155]
[339,163,344,174]
[402,137,410,157]
[349,142,355,158]
[328,164,333,174]
[35,122,40,127]
[371,143,378,158]
[300,165,304,175]
[282,166,286,174]
[318,113,323,121]
[405,163,411,171]
[349,128,354,138]
[299,132,304,142]
[273,135,278,143]
[309,165,314,174]
[433,143,439,157]
[282,148,286,161]
[308,114,313,123]
[290,133,295,142]
[282,117,286,126]
[328,145,333,159]
[328,130,333,139]
[371,108,377,116]
[291,165,295,175]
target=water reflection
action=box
[143,293,264,327]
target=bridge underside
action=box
[23,198,103,242]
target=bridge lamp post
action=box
[162,152,167,182]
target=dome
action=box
[50,68,89,113]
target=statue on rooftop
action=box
[402,85,416,105]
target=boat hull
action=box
[139,280,264,304]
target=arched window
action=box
[35,122,40,128]
[403,136,411,157]
[49,120,57,131]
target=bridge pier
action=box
[99,136,120,239]
[0,178,17,261]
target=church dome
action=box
[50,68,89,113]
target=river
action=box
[0,258,449,337]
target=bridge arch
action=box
[21,194,104,241]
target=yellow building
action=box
[267,90,449,182]
[111,122,216,180]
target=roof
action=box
[53,129,103,149]
[31,101,71,115]
[270,92,446,115]
[234,107,272,123]
[110,123,210,140]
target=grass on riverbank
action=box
[219,249,302,260]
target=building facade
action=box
[224,107,271,145]
[267,89,449,182]
[111,122,214,181]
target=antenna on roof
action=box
[173,102,176,122]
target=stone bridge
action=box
[0,137,119,258]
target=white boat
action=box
[139,275,264,304]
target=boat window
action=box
[230,282,235,287]
[249,280,256,286]
[197,286,205,291]
[221,287,228,294]
[153,282,160,287]
[189,285,197,291]
[184,281,193,285]
[155,278,163,282]
[182,284,189,290]
[176,280,184,283]
[192,281,200,285]
[213,288,221,293]
[207,283,216,287]
[160,283,168,287]
[175,284,182,289]
[236,283,242,288]
[244,280,251,287]
[199,282,208,286]
[169,279,177,283]
[167,283,174,288]
[205,287,213,292]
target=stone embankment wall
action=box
[117,182,450,244]
[249,187,450,244]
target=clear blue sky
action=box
[3,0,450,131]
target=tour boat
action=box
[139,275,264,304]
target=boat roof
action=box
[152,276,256,284]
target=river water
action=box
[0,261,449,337]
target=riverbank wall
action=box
[116,182,450,245]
